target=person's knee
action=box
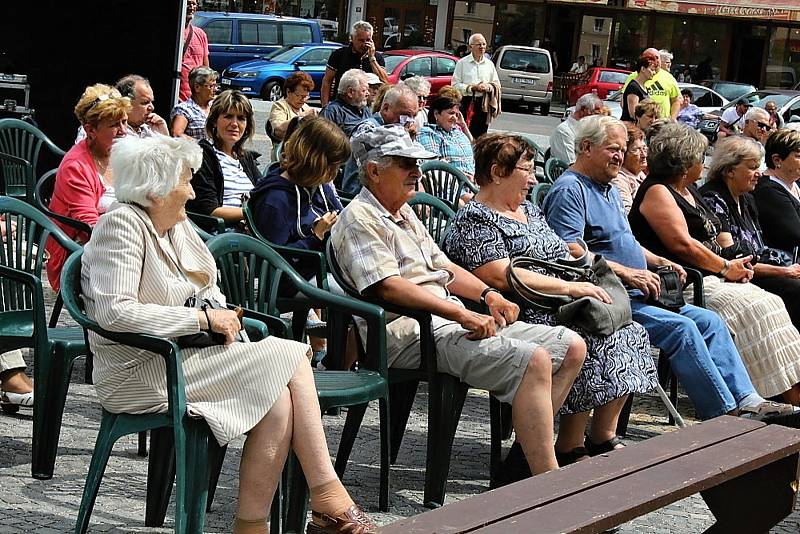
[562,335,586,372]
[524,347,553,384]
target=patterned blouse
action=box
[215,148,254,208]
[417,124,475,176]
[170,98,209,142]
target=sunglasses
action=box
[756,121,773,131]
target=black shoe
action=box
[555,446,590,467]
[490,441,532,488]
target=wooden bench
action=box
[380,416,800,533]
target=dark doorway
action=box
[555,16,576,74]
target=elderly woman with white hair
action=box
[403,75,432,130]
[81,135,376,534]
[628,122,800,404]
[699,135,800,331]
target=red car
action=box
[567,67,631,106]
[382,50,461,99]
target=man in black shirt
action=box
[321,21,388,106]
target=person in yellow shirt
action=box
[620,48,679,119]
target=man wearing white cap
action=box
[331,125,587,481]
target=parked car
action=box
[383,50,460,98]
[192,12,323,73]
[563,82,729,121]
[567,68,631,106]
[698,89,800,142]
[697,80,757,103]
[493,45,553,115]
[765,66,798,89]
[219,43,343,101]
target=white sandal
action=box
[1,390,34,408]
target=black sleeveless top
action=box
[628,177,724,273]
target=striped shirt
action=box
[215,148,254,208]
[170,98,209,142]
[417,124,475,176]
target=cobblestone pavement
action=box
[3,289,800,533]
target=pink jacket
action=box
[46,140,104,291]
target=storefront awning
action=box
[627,0,800,22]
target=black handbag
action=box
[176,296,247,348]
[648,267,685,311]
[506,251,633,336]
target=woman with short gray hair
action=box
[170,66,217,140]
[629,123,800,403]
[83,134,377,534]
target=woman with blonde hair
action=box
[187,89,260,229]
[46,83,131,291]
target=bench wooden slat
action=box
[472,423,800,534]
[382,416,763,533]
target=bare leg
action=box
[555,412,591,453]
[511,348,558,474]
[551,337,587,413]
[588,396,628,446]
[0,368,33,393]
[237,388,293,521]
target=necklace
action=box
[93,156,108,175]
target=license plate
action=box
[220,78,232,85]
[513,77,537,85]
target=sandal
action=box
[584,435,624,456]
[306,504,377,534]
[555,446,590,466]
[1,390,34,414]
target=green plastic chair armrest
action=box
[0,264,47,339]
[187,211,227,235]
[239,309,290,339]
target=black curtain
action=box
[0,0,183,150]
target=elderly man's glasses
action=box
[756,121,773,131]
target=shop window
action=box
[451,1,496,51]
[493,2,544,48]
[609,14,648,69]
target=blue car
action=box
[219,43,343,101]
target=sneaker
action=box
[738,401,800,428]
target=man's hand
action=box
[146,113,169,135]
[485,290,519,327]
[365,39,376,59]
[457,309,497,340]
[784,264,800,279]
[619,266,661,298]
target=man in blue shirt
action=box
[320,69,371,138]
[543,114,800,424]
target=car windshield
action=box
[264,46,303,63]
[499,50,549,74]
[384,55,407,73]
[598,71,629,84]
[722,91,795,110]
[713,82,757,102]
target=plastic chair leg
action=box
[145,427,175,528]
[137,430,148,457]
[389,381,418,463]
[334,403,368,478]
[378,396,391,512]
[616,395,635,438]
[84,353,93,384]
[75,413,119,534]
[500,401,513,440]
[182,419,212,534]
[206,442,227,512]
[424,377,469,509]
[489,397,504,485]
[32,347,72,479]
[48,292,63,328]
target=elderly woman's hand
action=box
[568,281,612,303]
[204,308,242,345]
[724,256,754,283]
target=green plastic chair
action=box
[518,134,548,181]
[418,160,479,212]
[0,119,66,203]
[206,233,391,518]
[544,157,569,183]
[408,191,456,249]
[529,183,552,207]
[326,239,505,508]
[186,210,227,235]
[243,199,328,341]
[0,196,87,479]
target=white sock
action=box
[737,393,766,410]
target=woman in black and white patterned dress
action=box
[444,134,656,465]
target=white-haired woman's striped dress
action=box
[81,203,309,445]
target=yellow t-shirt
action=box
[621,69,679,118]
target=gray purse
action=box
[506,251,633,336]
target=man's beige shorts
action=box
[390,315,578,404]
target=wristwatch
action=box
[718,259,731,277]
[480,287,501,305]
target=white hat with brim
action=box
[352,124,438,167]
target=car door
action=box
[783,97,800,124]
[400,57,433,82]
[201,18,235,72]
[692,87,725,112]
[431,56,457,95]
[295,47,337,95]
[239,20,280,61]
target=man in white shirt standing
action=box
[452,33,500,138]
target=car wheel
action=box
[261,81,283,102]
[540,103,550,116]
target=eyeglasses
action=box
[756,121,773,131]
[290,91,310,99]
[417,95,427,103]
[515,165,535,175]
[399,114,415,126]
[203,83,217,89]
[86,93,113,113]
[628,146,648,156]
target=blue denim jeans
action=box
[630,300,756,419]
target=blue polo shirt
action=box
[543,169,647,271]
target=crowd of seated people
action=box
[23,33,800,533]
